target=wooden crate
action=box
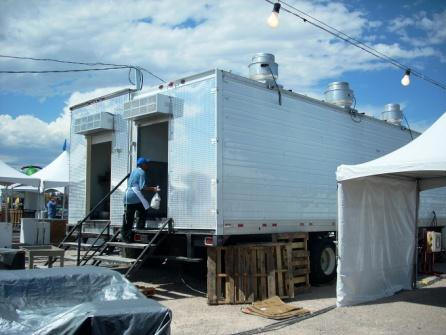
[207,236,310,305]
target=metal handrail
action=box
[47,172,130,266]
[89,229,123,266]
[81,224,120,265]
[73,172,130,265]
[125,218,173,278]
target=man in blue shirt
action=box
[47,198,57,219]
[122,157,159,243]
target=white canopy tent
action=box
[0,160,40,187]
[10,184,65,194]
[33,150,69,190]
[336,113,446,306]
[0,160,40,222]
[30,150,69,218]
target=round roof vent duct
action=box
[381,103,403,126]
[248,53,278,85]
[324,82,354,109]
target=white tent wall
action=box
[337,176,417,307]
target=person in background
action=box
[122,157,160,243]
[47,197,57,219]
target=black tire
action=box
[309,238,337,284]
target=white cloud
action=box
[388,10,446,49]
[0,86,124,166]
[0,0,442,96]
[0,0,443,165]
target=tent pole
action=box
[412,179,420,289]
[62,189,66,219]
[5,186,9,223]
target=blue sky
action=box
[0,0,445,167]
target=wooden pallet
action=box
[273,233,310,292]
[207,236,310,305]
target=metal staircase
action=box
[47,173,130,267]
[90,218,174,279]
[48,171,198,278]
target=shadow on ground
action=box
[358,285,446,309]
[123,261,208,301]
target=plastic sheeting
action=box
[337,176,417,306]
[0,248,25,269]
[0,266,171,335]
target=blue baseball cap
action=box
[137,157,150,166]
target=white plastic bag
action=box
[150,193,161,210]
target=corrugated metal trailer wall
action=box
[69,69,445,233]
[218,71,416,235]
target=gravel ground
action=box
[131,262,446,335]
[29,250,446,335]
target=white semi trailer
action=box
[68,53,445,283]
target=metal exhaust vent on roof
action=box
[324,82,354,109]
[123,94,171,121]
[381,103,403,126]
[74,112,114,135]
[248,53,278,86]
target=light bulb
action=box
[401,69,411,86]
[267,11,279,28]
[267,3,281,28]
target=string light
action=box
[401,69,411,86]
[265,0,446,91]
[267,3,281,28]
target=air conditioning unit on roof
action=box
[123,94,171,121]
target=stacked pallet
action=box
[272,233,310,293]
[207,233,310,305]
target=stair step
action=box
[134,229,171,234]
[106,242,155,249]
[71,232,111,238]
[63,242,101,248]
[152,255,203,263]
[93,255,137,264]
[64,255,82,262]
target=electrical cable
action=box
[402,113,414,140]
[128,68,136,86]
[431,211,437,227]
[180,275,207,296]
[230,304,336,335]
[261,63,282,105]
[0,54,165,83]
[265,0,446,91]
[178,267,207,296]
[0,66,129,74]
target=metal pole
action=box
[5,186,9,223]
[77,221,82,266]
[412,179,420,289]
[61,189,66,219]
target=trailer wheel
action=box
[310,239,336,284]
